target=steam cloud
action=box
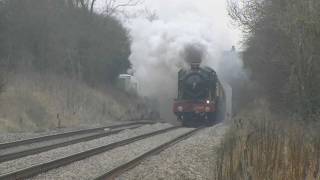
[124,0,244,121]
[183,44,205,65]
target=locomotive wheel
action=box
[180,114,198,127]
[206,113,217,126]
[182,117,203,127]
[179,113,218,127]
[182,119,197,127]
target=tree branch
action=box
[90,0,97,14]
[104,0,143,16]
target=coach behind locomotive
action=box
[173,63,226,127]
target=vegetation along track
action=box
[94,127,205,180]
[0,122,152,163]
[0,125,180,180]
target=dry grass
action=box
[215,102,320,180]
[0,72,150,132]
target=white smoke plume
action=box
[124,0,243,121]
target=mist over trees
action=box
[215,2,320,179]
[228,0,320,120]
[0,0,131,87]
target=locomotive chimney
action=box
[190,62,200,69]
[183,44,204,69]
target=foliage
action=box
[228,0,320,120]
[215,1,320,178]
[215,103,320,180]
[0,0,131,87]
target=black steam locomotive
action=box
[173,63,226,127]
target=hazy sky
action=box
[97,0,241,46]
[143,0,241,45]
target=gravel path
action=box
[31,127,193,180]
[117,123,227,180]
[0,123,171,175]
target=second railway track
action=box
[0,124,145,163]
[0,123,207,180]
[0,121,153,150]
[95,127,204,180]
[0,125,181,179]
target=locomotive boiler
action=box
[173,63,226,126]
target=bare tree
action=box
[141,8,158,21]
[67,0,97,14]
[104,0,142,16]
[227,0,320,119]
[121,7,158,21]
[0,65,8,94]
[89,0,96,14]
[227,0,266,33]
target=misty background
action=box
[98,0,244,120]
[0,0,318,178]
[0,0,245,131]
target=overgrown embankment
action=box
[0,73,151,132]
[215,101,320,180]
[214,1,320,179]
[0,0,155,132]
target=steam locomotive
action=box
[173,63,226,127]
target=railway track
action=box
[0,124,144,163]
[95,127,204,180]
[0,125,181,180]
[0,121,152,150]
[0,124,205,180]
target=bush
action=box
[0,0,130,86]
[215,103,320,180]
[228,0,320,119]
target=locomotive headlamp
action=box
[206,100,210,104]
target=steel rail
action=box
[0,121,153,150]
[0,125,143,163]
[94,127,205,180]
[0,126,180,180]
